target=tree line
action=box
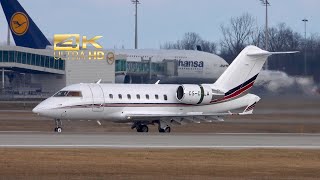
[161,13,320,82]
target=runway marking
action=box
[0,131,42,133]
[1,145,320,149]
[213,133,320,136]
[1,132,320,136]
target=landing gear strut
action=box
[54,119,62,133]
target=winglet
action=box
[96,79,102,84]
[155,80,160,84]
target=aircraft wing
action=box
[125,100,256,125]
[125,110,252,124]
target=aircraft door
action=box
[88,84,105,112]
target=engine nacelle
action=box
[176,84,213,105]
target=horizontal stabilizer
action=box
[247,51,299,57]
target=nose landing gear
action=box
[54,119,62,133]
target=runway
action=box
[0,132,320,149]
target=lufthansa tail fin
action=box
[213,45,298,95]
[0,0,51,49]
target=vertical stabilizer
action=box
[0,0,51,49]
[213,45,297,96]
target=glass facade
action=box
[115,59,165,74]
[0,50,65,70]
[115,59,126,72]
[1,50,171,76]
[126,61,164,74]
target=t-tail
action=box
[0,0,51,49]
[212,45,298,99]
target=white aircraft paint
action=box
[33,46,297,133]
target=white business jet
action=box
[33,46,297,133]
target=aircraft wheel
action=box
[137,125,148,133]
[159,127,171,133]
[140,125,149,132]
[54,127,62,133]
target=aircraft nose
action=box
[32,102,47,115]
[32,105,42,114]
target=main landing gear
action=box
[131,121,171,133]
[156,120,171,133]
[54,119,62,133]
[131,122,149,132]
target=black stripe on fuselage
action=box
[225,74,259,96]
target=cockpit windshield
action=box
[54,91,69,97]
[53,91,82,97]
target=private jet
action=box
[33,46,297,133]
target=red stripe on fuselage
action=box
[211,81,255,103]
[56,103,194,109]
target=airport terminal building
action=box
[0,46,119,99]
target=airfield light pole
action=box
[2,68,4,90]
[20,73,26,109]
[7,26,10,46]
[132,0,140,49]
[302,18,308,76]
[260,0,270,70]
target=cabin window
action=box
[136,94,140,99]
[164,95,168,101]
[109,94,113,99]
[155,94,159,100]
[127,94,131,99]
[146,94,149,100]
[118,94,122,99]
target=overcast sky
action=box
[0,0,319,49]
